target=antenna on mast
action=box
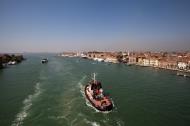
[91,73,97,83]
[93,73,96,83]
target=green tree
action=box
[116,52,123,63]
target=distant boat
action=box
[93,58,104,62]
[81,54,88,59]
[85,73,113,112]
[8,61,17,65]
[41,58,48,64]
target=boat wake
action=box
[84,118,100,126]
[78,75,87,88]
[11,82,42,126]
[48,75,88,125]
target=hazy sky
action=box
[1,0,190,53]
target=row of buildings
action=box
[58,51,190,72]
[58,51,120,63]
[127,52,190,71]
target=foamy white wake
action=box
[84,118,100,126]
[11,82,41,126]
[78,75,87,87]
[47,75,88,125]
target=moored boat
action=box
[85,73,113,111]
[8,61,17,65]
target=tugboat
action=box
[41,58,48,64]
[85,73,113,111]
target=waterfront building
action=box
[136,57,144,65]
[104,52,118,63]
[104,57,118,63]
[86,52,118,63]
[143,58,150,66]
[149,58,159,67]
[158,59,168,69]
[128,57,137,64]
[87,51,105,59]
[166,58,178,70]
[188,60,190,70]
[128,56,137,64]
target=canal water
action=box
[0,54,190,126]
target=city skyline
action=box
[1,0,190,53]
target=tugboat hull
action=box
[85,84,113,112]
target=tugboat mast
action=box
[93,73,96,83]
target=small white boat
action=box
[8,61,17,65]
[41,58,48,64]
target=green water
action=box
[0,54,190,126]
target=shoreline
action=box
[58,55,190,76]
[0,54,25,69]
[83,56,190,77]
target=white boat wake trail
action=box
[84,118,100,126]
[11,82,42,126]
